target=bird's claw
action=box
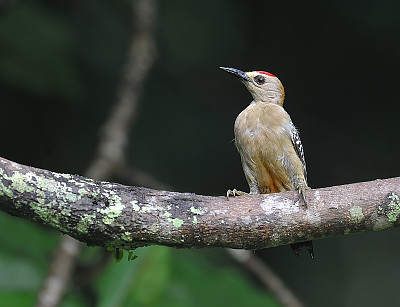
[226,189,246,200]
[298,186,311,207]
[290,241,314,259]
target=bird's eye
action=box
[254,75,265,85]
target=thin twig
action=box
[85,0,157,180]
[35,236,82,307]
[227,249,304,307]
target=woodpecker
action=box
[220,66,313,259]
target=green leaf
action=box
[127,251,138,261]
[113,249,124,263]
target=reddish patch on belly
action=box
[266,171,276,193]
[258,168,278,194]
[258,164,288,194]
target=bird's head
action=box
[220,67,285,106]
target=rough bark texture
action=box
[1,157,399,250]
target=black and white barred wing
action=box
[291,127,308,183]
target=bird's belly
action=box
[236,127,292,193]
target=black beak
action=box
[219,67,251,82]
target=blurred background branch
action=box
[227,249,304,307]
[0,0,20,16]
[36,0,157,306]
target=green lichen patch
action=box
[193,216,198,224]
[0,177,14,198]
[60,173,73,179]
[30,201,52,222]
[349,206,364,223]
[26,171,80,204]
[97,198,124,225]
[121,231,133,242]
[61,208,71,217]
[29,202,69,233]
[10,172,35,194]
[168,218,184,228]
[140,205,152,213]
[36,189,46,202]
[78,188,88,197]
[386,193,400,223]
[377,193,400,223]
[77,213,96,233]
[190,206,202,215]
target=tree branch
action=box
[1,157,399,250]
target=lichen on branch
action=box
[1,157,400,250]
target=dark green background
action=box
[1,0,400,306]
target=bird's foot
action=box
[298,186,311,207]
[290,241,314,259]
[226,189,246,200]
